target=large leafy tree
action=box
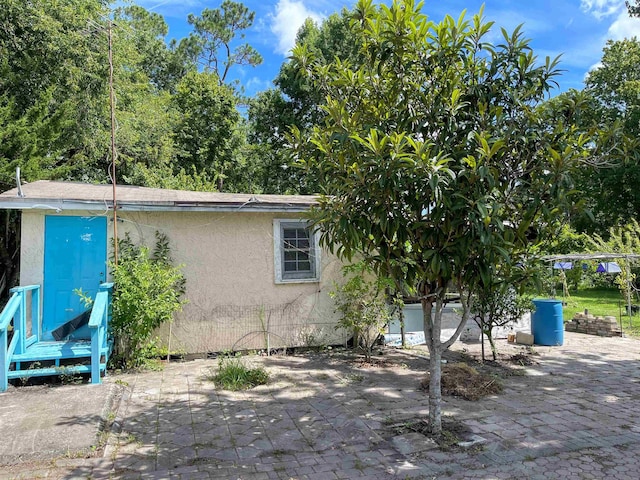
[292,0,589,434]
[246,89,299,193]
[567,39,640,233]
[172,71,243,191]
[0,0,108,187]
[276,12,362,129]
[246,10,363,194]
[628,1,640,16]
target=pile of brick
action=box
[565,312,622,337]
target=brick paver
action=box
[2,331,640,479]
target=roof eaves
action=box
[0,197,312,213]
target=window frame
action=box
[273,219,321,284]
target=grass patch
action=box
[561,288,640,337]
[562,288,624,318]
[209,356,269,391]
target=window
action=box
[274,219,320,283]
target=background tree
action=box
[172,71,243,191]
[246,10,363,194]
[113,5,193,93]
[183,1,262,85]
[246,89,300,193]
[627,1,640,16]
[567,39,640,234]
[588,220,640,305]
[292,0,589,434]
[0,0,108,187]
[472,271,532,362]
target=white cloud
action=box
[246,76,273,92]
[607,10,640,39]
[270,0,324,56]
[576,8,640,83]
[137,0,203,11]
[580,0,624,19]
[587,61,603,77]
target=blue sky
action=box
[135,0,640,97]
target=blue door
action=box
[43,216,107,340]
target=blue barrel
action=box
[532,299,564,346]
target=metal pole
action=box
[108,20,118,266]
[625,260,632,328]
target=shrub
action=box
[210,355,269,390]
[110,232,186,369]
[331,263,392,362]
[472,285,532,361]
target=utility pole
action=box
[108,20,118,266]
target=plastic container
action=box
[532,299,564,346]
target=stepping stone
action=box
[458,434,487,448]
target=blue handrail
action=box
[1,285,40,392]
[88,283,114,385]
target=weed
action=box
[439,430,459,449]
[56,365,84,385]
[354,459,365,471]
[115,379,129,387]
[141,358,165,372]
[270,449,292,458]
[343,372,364,383]
[105,411,116,424]
[209,355,269,391]
[19,361,42,385]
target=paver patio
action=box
[1,331,640,479]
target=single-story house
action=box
[0,181,347,355]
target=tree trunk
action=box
[399,306,406,348]
[488,331,498,361]
[427,338,443,434]
[423,295,444,434]
[480,319,486,363]
[422,287,473,435]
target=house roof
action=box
[0,181,318,213]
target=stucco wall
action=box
[20,209,347,353]
[20,211,46,289]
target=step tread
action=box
[7,364,105,379]
[11,340,107,362]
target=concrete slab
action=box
[0,382,120,465]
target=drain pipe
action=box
[16,167,24,198]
